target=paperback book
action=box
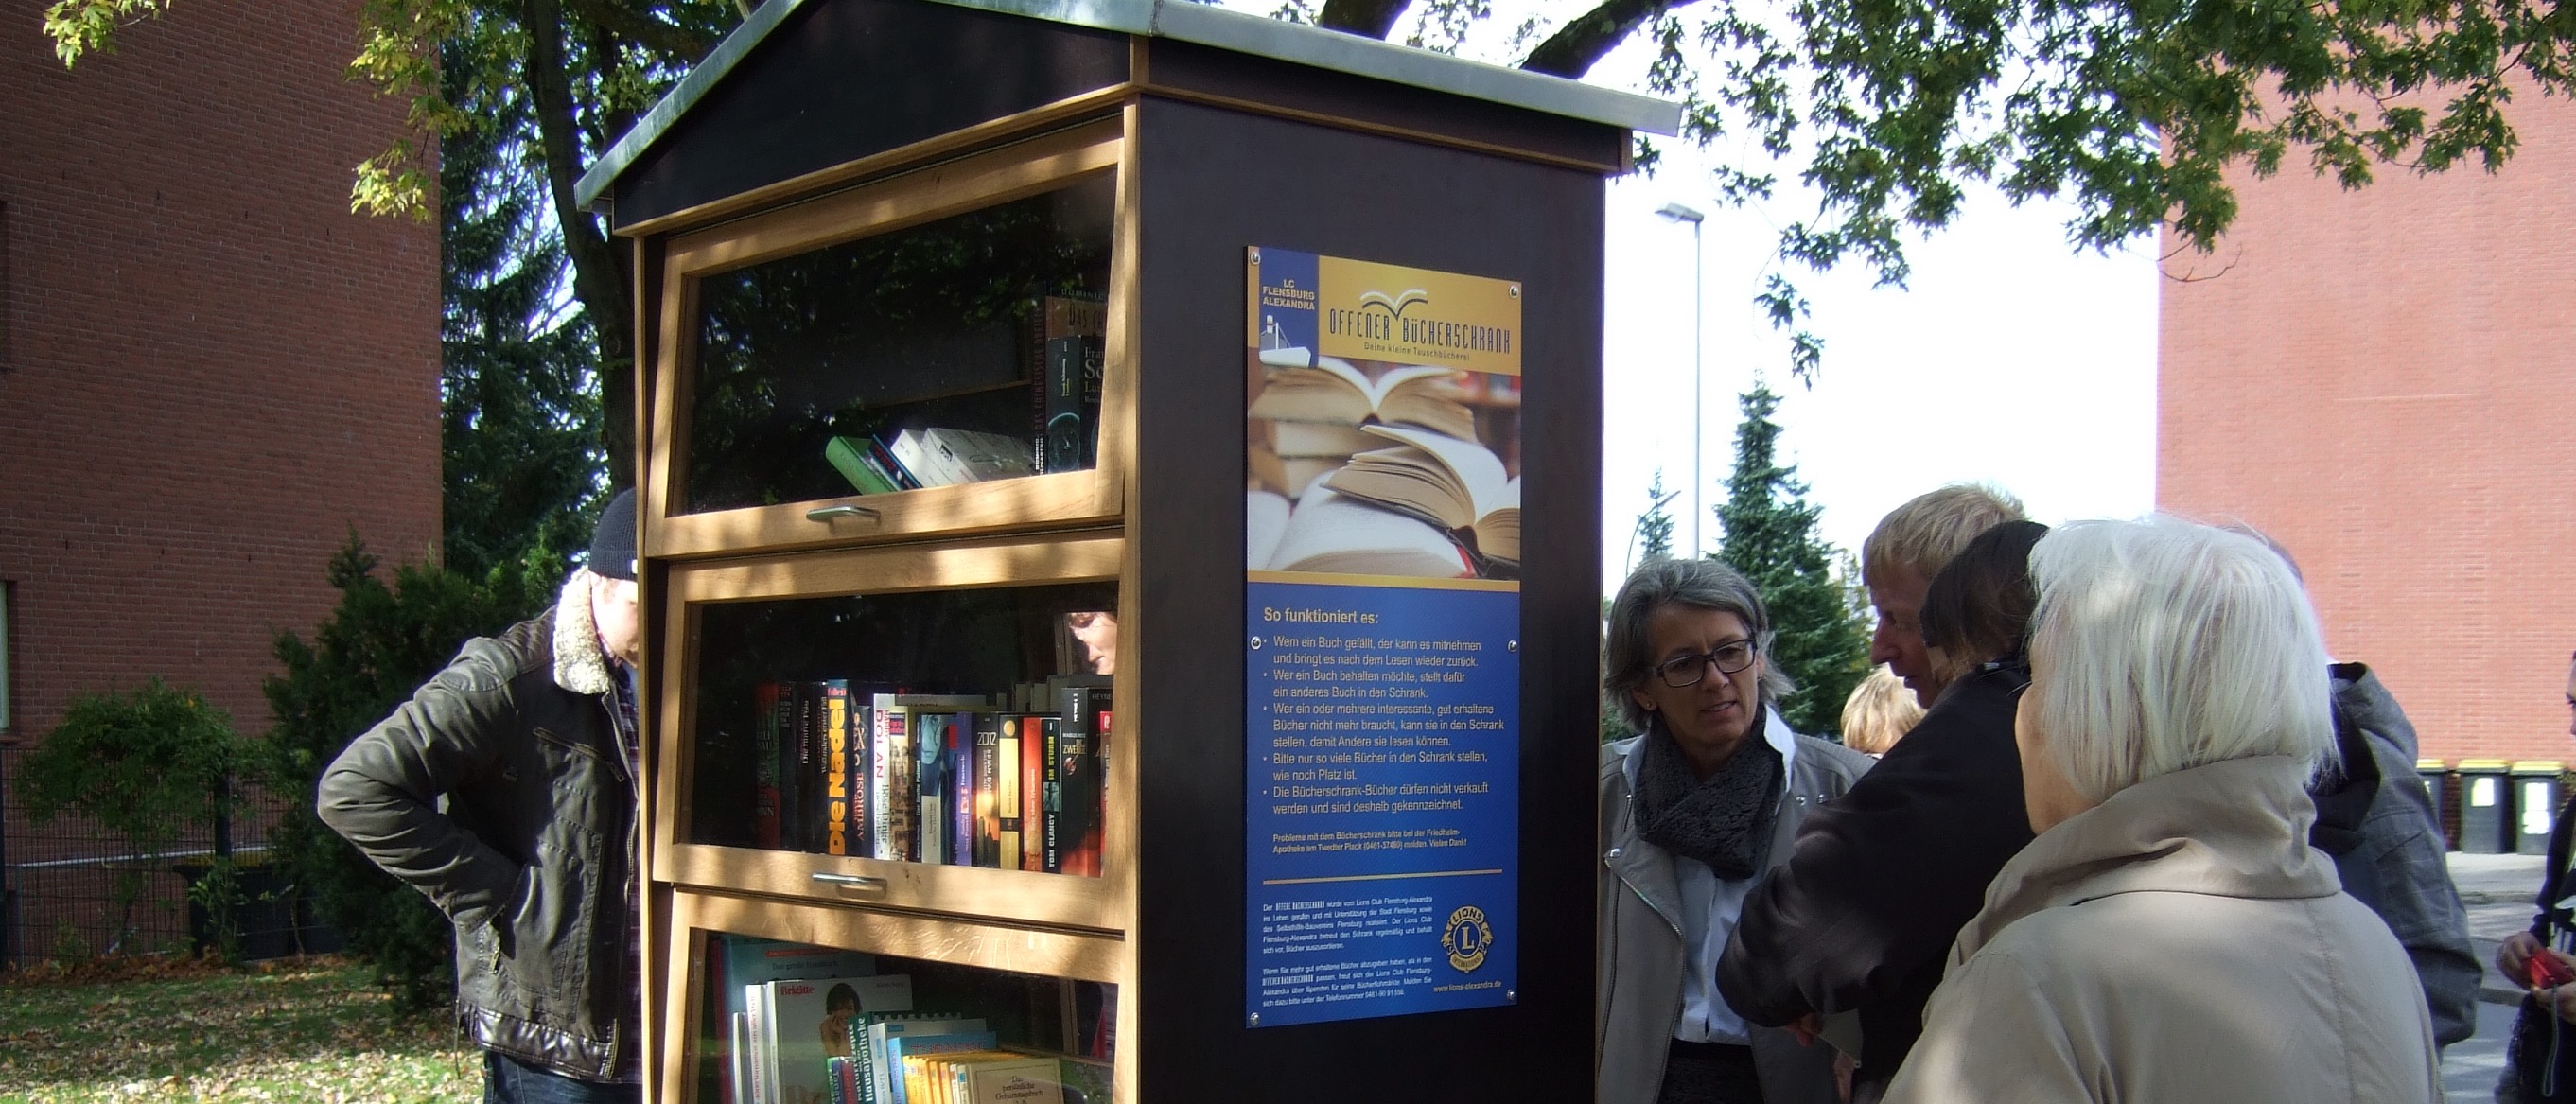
[759,974,915,1104]
[1030,296,1106,474]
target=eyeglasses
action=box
[1652,640,1759,688]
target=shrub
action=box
[14,678,244,954]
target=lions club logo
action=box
[1441,905,1492,973]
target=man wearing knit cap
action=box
[320,489,645,1102]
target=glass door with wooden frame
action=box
[647,122,1130,559]
[652,533,1127,932]
[666,890,1124,1104]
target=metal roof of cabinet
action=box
[576,0,1678,228]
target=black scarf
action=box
[1634,710,1784,879]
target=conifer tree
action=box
[1714,384,1871,737]
[1634,469,1676,566]
[438,28,605,579]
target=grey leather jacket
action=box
[2313,662,2478,1049]
[317,576,639,1082]
[1597,716,1874,1104]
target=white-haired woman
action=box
[1598,557,1873,1104]
[1884,518,2440,1103]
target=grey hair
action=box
[1603,556,1796,732]
[2024,517,2336,802]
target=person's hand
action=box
[2501,931,2544,986]
[1787,1012,1823,1047]
[1832,1051,1857,1103]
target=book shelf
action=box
[579,0,1671,1098]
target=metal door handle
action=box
[810,872,887,892]
[805,504,880,522]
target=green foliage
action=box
[1714,384,1871,737]
[15,677,246,953]
[335,0,735,221]
[441,26,605,578]
[1632,468,1676,568]
[44,0,2576,391]
[14,677,243,860]
[36,0,171,65]
[349,0,473,219]
[48,919,92,962]
[184,855,247,964]
[255,533,557,1011]
[1633,0,2576,376]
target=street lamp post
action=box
[1625,486,1685,575]
[1655,202,1706,557]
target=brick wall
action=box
[2158,95,2576,764]
[0,0,438,777]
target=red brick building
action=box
[0,0,439,953]
[2159,95,2576,765]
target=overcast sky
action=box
[1595,154,2162,596]
[1510,15,2165,596]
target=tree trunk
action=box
[1517,0,1667,79]
[523,0,637,489]
[562,0,716,60]
[1316,0,1413,38]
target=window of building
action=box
[0,582,13,735]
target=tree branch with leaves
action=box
[48,0,2576,392]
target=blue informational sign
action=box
[1243,579,1519,1027]
[1244,245,1525,1027]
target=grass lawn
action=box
[0,957,480,1102]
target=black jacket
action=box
[2509,779,2576,1099]
[317,580,640,1082]
[1716,661,2032,1102]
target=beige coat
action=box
[1597,722,1874,1104]
[1884,755,2442,1104]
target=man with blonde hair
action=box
[1859,484,2024,707]
[1719,485,2033,1103]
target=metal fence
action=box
[0,745,326,968]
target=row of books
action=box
[827,428,1035,494]
[820,297,1106,497]
[728,977,1111,1104]
[711,937,878,1104]
[751,677,1113,877]
[833,1024,1108,1104]
[735,973,911,1104]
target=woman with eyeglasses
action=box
[1597,557,1874,1104]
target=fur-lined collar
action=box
[553,572,617,696]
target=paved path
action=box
[2445,852,2548,1102]
[2448,999,2517,1102]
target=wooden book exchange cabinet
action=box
[573,0,1675,1098]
